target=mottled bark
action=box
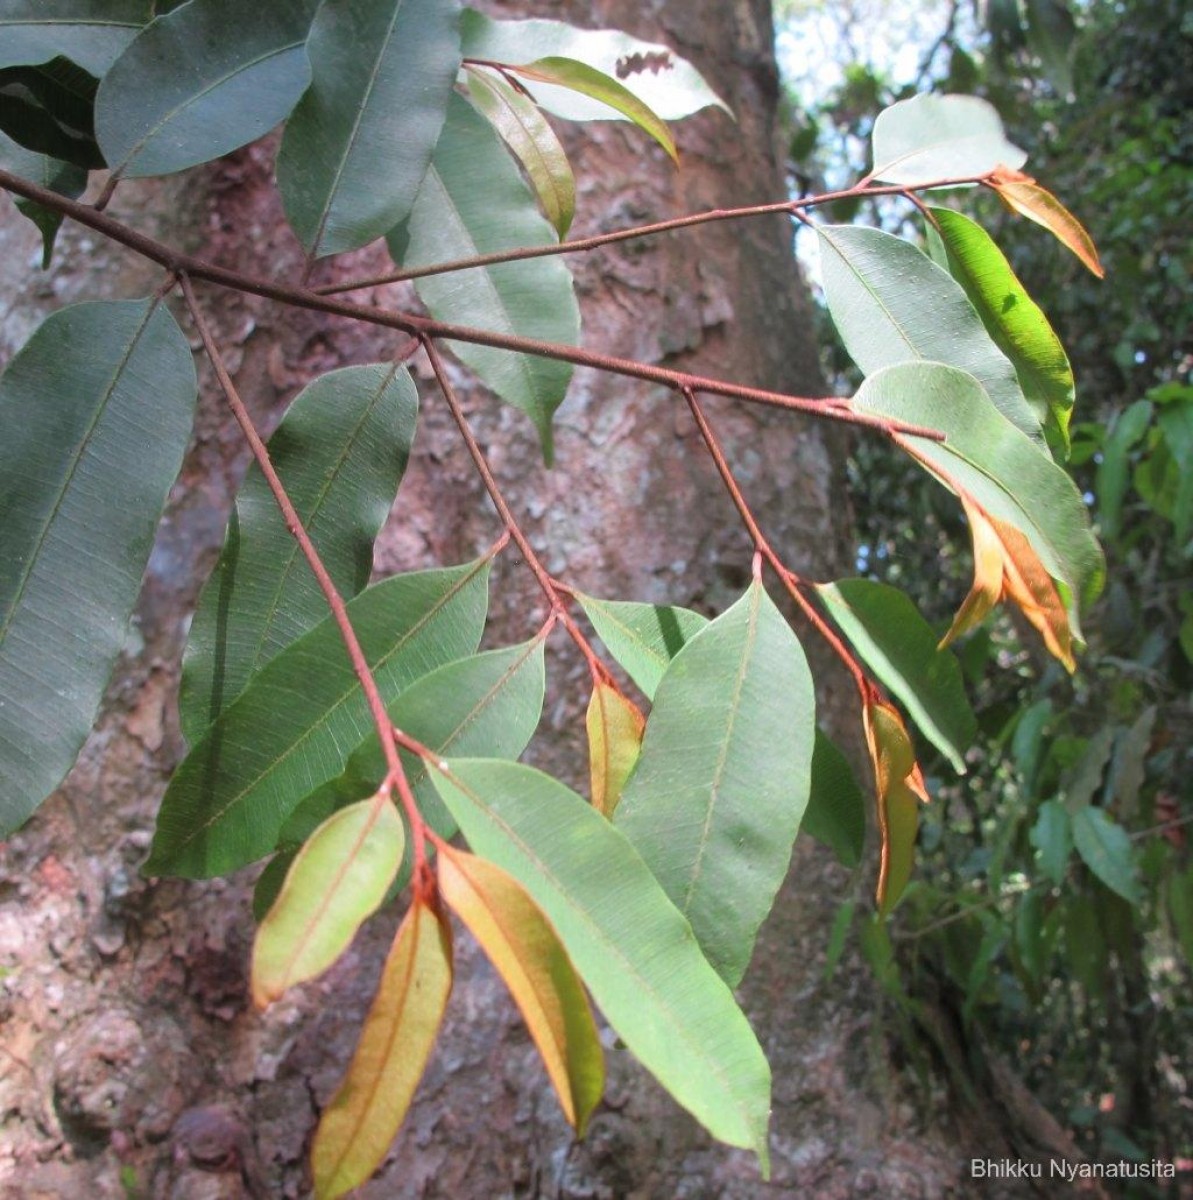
[0,2,1025,1197]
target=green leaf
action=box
[0,1,150,76]
[1030,799,1071,886]
[1023,0,1076,96]
[804,728,865,869]
[252,847,298,922]
[465,65,574,238]
[311,897,452,1200]
[870,93,1026,186]
[0,129,87,265]
[1072,806,1140,906]
[439,845,604,1135]
[430,759,771,1169]
[614,582,814,987]
[180,363,417,745]
[282,639,547,845]
[1096,399,1152,539]
[277,0,461,259]
[147,558,491,878]
[251,795,404,1007]
[930,207,1075,453]
[816,579,975,773]
[574,594,707,700]
[393,93,578,463]
[0,299,195,836]
[509,57,676,163]
[0,59,104,168]
[94,0,318,178]
[852,361,1104,639]
[818,225,1042,444]
[459,9,729,123]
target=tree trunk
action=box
[1,2,1002,1196]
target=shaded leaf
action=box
[1024,0,1076,95]
[1072,806,1140,905]
[803,728,866,869]
[853,361,1104,640]
[95,0,319,178]
[574,594,707,700]
[393,93,578,463]
[930,206,1074,452]
[817,578,975,772]
[615,583,814,987]
[990,165,1104,278]
[585,681,644,818]
[459,9,729,122]
[439,845,603,1133]
[0,59,103,168]
[0,128,87,265]
[0,299,195,835]
[823,898,856,982]
[1106,706,1155,822]
[252,795,404,1007]
[430,759,772,1168]
[509,57,676,162]
[818,225,1042,443]
[465,65,574,238]
[311,897,452,1200]
[1030,799,1071,886]
[180,363,417,745]
[1096,398,1151,539]
[870,93,1026,186]
[253,847,298,922]
[148,559,491,878]
[0,1,149,76]
[277,0,461,258]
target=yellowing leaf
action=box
[941,495,1010,648]
[311,897,452,1200]
[863,701,927,917]
[438,846,604,1134]
[251,795,405,1009]
[585,682,646,818]
[989,165,1104,278]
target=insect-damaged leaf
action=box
[252,794,404,1008]
[311,896,452,1200]
[429,759,772,1170]
[615,582,814,987]
[585,681,644,818]
[989,165,1104,278]
[392,93,578,464]
[180,363,417,745]
[277,0,461,258]
[0,299,195,836]
[148,559,490,879]
[465,65,575,238]
[438,845,604,1134]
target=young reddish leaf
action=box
[508,57,678,163]
[585,681,645,818]
[438,845,605,1134]
[863,701,928,917]
[311,897,452,1200]
[251,795,404,1009]
[941,495,1012,647]
[989,165,1104,278]
[465,65,576,238]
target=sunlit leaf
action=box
[430,759,772,1169]
[277,0,461,258]
[804,729,865,869]
[1072,806,1140,905]
[393,93,578,463]
[574,594,707,700]
[180,363,417,745]
[311,897,452,1200]
[818,225,1042,444]
[585,681,644,818]
[95,0,318,177]
[989,165,1104,278]
[0,129,87,266]
[0,1,150,76]
[615,583,814,986]
[817,578,975,772]
[870,93,1026,186]
[148,559,490,878]
[465,65,574,238]
[252,795,404,1007]
[460,9,729,122]
[0,299,195,836]
[930,206,1074,453]
[438,845,604,1133]
[508,57,676,163]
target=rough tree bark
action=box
[0,2,1025,1197]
